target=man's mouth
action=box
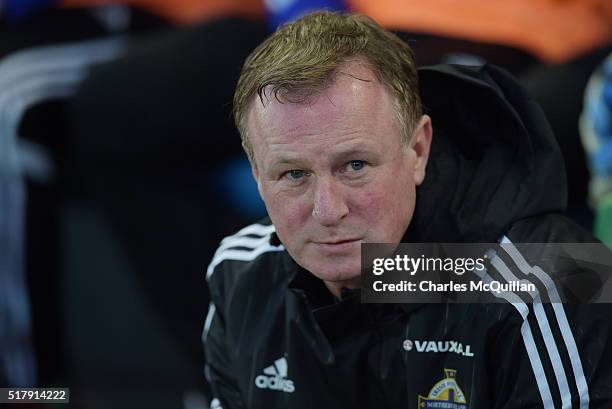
[312,238,362,253]
[317,238,361,244]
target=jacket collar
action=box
[283,245,425,316]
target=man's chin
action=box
[291,244,362,282]
[304,261,361,284]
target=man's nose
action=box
[312,177,349,226]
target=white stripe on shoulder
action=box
[206,224,284,281]
[490,251,569,409]
[202,302,216,343]
[501,236,589,409]
[474,256,554,408]
[226,223,276,239]
[472,257,529,317]
[206,245,285,281]
[217,235,272,254]
[210,398,223,409]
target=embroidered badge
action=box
[418,369,467,409]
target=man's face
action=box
[247,60,431,291]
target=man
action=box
[203,11,611,409]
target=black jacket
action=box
[203,65,612,408]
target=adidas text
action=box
[255,375,295,393]
[255,357,296,393]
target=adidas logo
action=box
[255,357,295,393]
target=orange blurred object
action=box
[60,0,265,24]
[348,0,612,63]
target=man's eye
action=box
[284,170,306,180]
[346,160,366,172]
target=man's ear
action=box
[411,114,433,186]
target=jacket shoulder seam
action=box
[206,222,285,282]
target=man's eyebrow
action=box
[326,144,380,163]
[268,146,378,168]
[333,147,376,158]
[268,156,305,170]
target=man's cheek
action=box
[272,201,309,234]
[357,189,386,218]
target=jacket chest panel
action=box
[234,295,488,408]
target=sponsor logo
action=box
[418,369,467,409]
[255,357,295,393]
[403,339,474,357]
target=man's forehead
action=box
[246,61,393,139]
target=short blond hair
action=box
[233,11,422,163]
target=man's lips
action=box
[312,237,362,245]
[311,238,362,252]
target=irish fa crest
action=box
[418,369,467,409]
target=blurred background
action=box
[0,0,610,408]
